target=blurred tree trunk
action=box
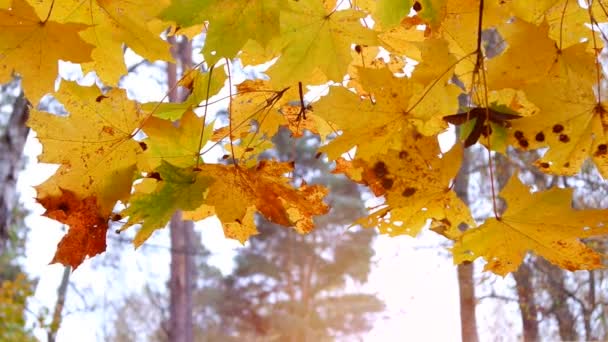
[47,265,71,342]
[454,146,479,342]
[167,37,195,342]
[0,92,29,254]
[513,261,538,342]
[540,259,577,341]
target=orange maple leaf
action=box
[39,190,107,269]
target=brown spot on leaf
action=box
[148,172,162,181]
[95,95,108,102]
[382,178,394,190]
[595,144,608,156]
[354,45,362,53]
[559,134,570,143]
[102,126,115,135]
[514,131,524,140]
[373,161,389,178]
[552,124,564,133]
[138,141,147,151]
[399,151,409,159]
[518,139,529,148]
[402,187,417,197]
[535,132,545,142]
[539,162,550,168]
[413,1,422,11]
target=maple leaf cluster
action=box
[3,0,608,273]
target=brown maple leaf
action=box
[38,190,108,269]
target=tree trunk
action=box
[543,260,578,341]
[47,265,71,342]
[454,146,479,342]
[0,92,29,253]
[167,37,195,342]
[512,262,538,342]
[169,212,195,342]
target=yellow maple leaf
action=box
[139,109,212,170]
[31,0,172,85]
[202,0,285,65]
[340,138,473,237]
[28,82,147,215]
[435,0,508,87]
[200,161,329,243]
[453,175,608,276]
[0,0,92,104]
[315,67,459,160]
[497,0,599,49]
[509,44,608,176]
[267,0,378,87]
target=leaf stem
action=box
[586,0,603,103]
[225,58,238,168]
[42,0,55,24]
[195,64,215,169]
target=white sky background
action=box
[12,19,531,342]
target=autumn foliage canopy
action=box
[2,0,608,275]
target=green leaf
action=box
[120,161,214,247]
[375,0,413,28]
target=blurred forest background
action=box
[1,30,608,342]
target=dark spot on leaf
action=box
[552,124,564,133]
[315,152,322,159]
[96,95,109,102]
[402,187,417,197]
[559,134,570,143]
[354,45,362,53]
[595,144,607,156]
[111,214,122,221]
[564,162,570,167]
[222,154,230,159]
[535,132,545,142]
[235,218,242,224]
[413,1,422,11]
[382,178,394,190]
[481,125,492,137]
[138,141,147,151]
[518,139,529,148]
[399,151,409,159]
[539,162,550,168]
[514,131,524,140]
[373,161,388,178]
[148,172,162,181]
[245,147,254,152]
[58,202,69,212]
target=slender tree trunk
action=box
[512,262,538,342]
[169,212,194,342]
[0,92,29,253]
[47,265,71,342]
[167,37,195,342]
[454,146,479,342]
[542,260,578,341]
